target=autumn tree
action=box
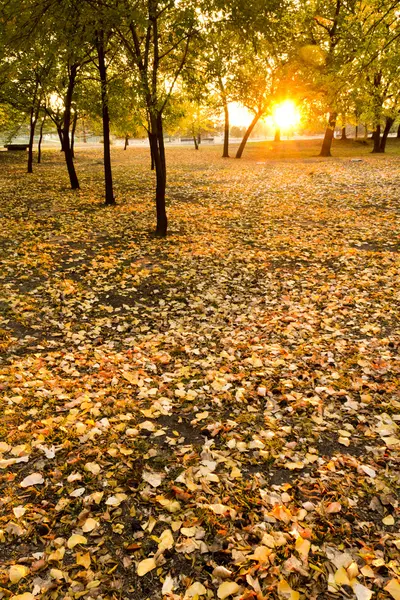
[116,0,198,236]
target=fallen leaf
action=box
[385,578,400,600]
[67,534,87,549]
[9,565,29,584]
[137,557,157,576]
[20,473,44,487]
[217,581,240,599]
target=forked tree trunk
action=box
[97,31,115,205]
[274,127,281,142]
[372,124,381,153]
[37,113,46,163]
[27,105,39,173]
[62,65,80,189]
[379,117,394,153]
[124,135,129,150]
[319,112,337,157]
[236,111,261,159]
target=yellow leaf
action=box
[217,582,240,599]
[334,566,350,586]
[137,557,157,576]
[76,552,91,569]
[158,529,174,552]
[85,462,101,475]
[82,518,98,532]
[251,546,271,563]
[277,579,300,599]
[67,534,87,549]
[9,564,29,584]
[385,579,400,600]
[295,536,311,560]
[382,515,395,525]
[186,582,207,597]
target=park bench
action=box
[4,144,29,151]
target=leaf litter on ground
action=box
[0,145,399,599]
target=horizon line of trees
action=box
[1,0,400,236]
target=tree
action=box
[116,0,198,236]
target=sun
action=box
[272,100,301,131]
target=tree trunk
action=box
[364,124,368,140]
[37,113,46,163]
[274,127,281,142]
[28,105,39,173]
[372,124,381,153]
[319,112,337,157]
[222,99,229,158]
[236,112,261,159]
[97,31,115,206]
[397,123,400,138]
[57,125,64,151]
[341,125,347,139]
[71,111,78,159]
[149,113,167,237]
[193,136,199,150]
[124,135,129,150]
[379,117,394,153]
[62,65,80,189]
[355,124,358,139]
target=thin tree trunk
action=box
[28,105,39,173]
[71,111,78,159]
[372,124,381,153]
[193,136,199,150]
[341,125,347,139]
[97,31,115,206]
[319,112,337,157]
[149,113,167,237]
[397,123,400,138]
[364,124,368,140]
[124,135,129,150]
[62,65,80,189]
[274,127,281,142]
[57,125,64,151]
[222,99,229,158]
[37,113,46,163]
[355,124,358,139]
[236,112,261,159]
[379,117,394,153]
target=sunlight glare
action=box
[229,102,253,127]
[272,100,301,131]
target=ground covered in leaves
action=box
[0,141,400,600]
